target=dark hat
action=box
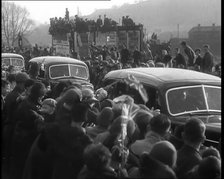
[198,156,221,179]
[140,153,177,179]
[97,107,114,128]
[184,117,206,143]
[15,72,29,83]
[82,88,98,102]
[149,141,177,169]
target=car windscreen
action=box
[49,64,88,80]
[11,58,24,67]
[166,85,221,116]
[2,57,24,67]
[69,65,88,79]
[2,58,11,66]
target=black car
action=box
[102,67,221,148]
[29,56,93,89]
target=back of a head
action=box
[181,41,187,46]
[97,107,114,128]
[29,82,46,101]
[109,116,122,135]
[150,141,177,169]
[134,110,153,138]
[7,74,16,83]
[84,143,111,171]
[25,79,35,89]
[15,72,29,84]
[55,88,86,123]
[100,99,114,109]
[198,156,221,179]
[149,114,171,136]
[201,147,220,159]
[183,117,206,144]
[140,153,177,179]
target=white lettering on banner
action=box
[107,32,117,46]
[52,39,69,46]
[55,45,70,56]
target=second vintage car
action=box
[28,56,93,89]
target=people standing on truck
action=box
[194,48,203,71]
[202,44,214,74]
[180,41,196,68]
[172,48,187,69]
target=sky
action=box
[8,0,141,24]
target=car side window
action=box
[143,85,160,109]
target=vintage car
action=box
[29,56,93,89]
[102,68,221,148]
[2,53,25,73]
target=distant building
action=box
[188,24,221,60]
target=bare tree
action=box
[2,1,34,47]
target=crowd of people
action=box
[49,10,137,35]
[1,47,222,179]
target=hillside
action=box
[27,23,52,47]
[85,0,221,41]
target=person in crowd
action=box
[10,82,46,179]
[133,110,153,140]
[7,73,17,92]
[39,98,57,123]
[172,47,187,68]
[7,65,17,75]
[1,79,10,111]
[120,44,131,67]
[129,113,171,158]
[149,141,177,170]
[168,125,184,150]
[180,41,196,68]
[95,87,108,110]
[176,117,206,178]
[28,62,40,81]
[23,88,92,179]
[81,88,100,127]
[161,49,172,67]
[194,48,203,71]
[3,73,29,172]
[78,143,117,179]
[133,47,142,67]
[50,81,72,100]
[16,79,35,103]
[201,146,221,159]
[96,15,103,29]
[202,44,214,73]
[86,107,114,140]
[186,156,221,179]
[128,153,177,179]
[94,116,122,150]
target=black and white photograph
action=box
[1,0,221,179]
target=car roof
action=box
[29,56,86,66]
[104,68,221,88]
[2,53,24,59]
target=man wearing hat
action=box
[202,44,214,73]
[3,72,29,172]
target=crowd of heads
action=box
[1,66,221,179]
